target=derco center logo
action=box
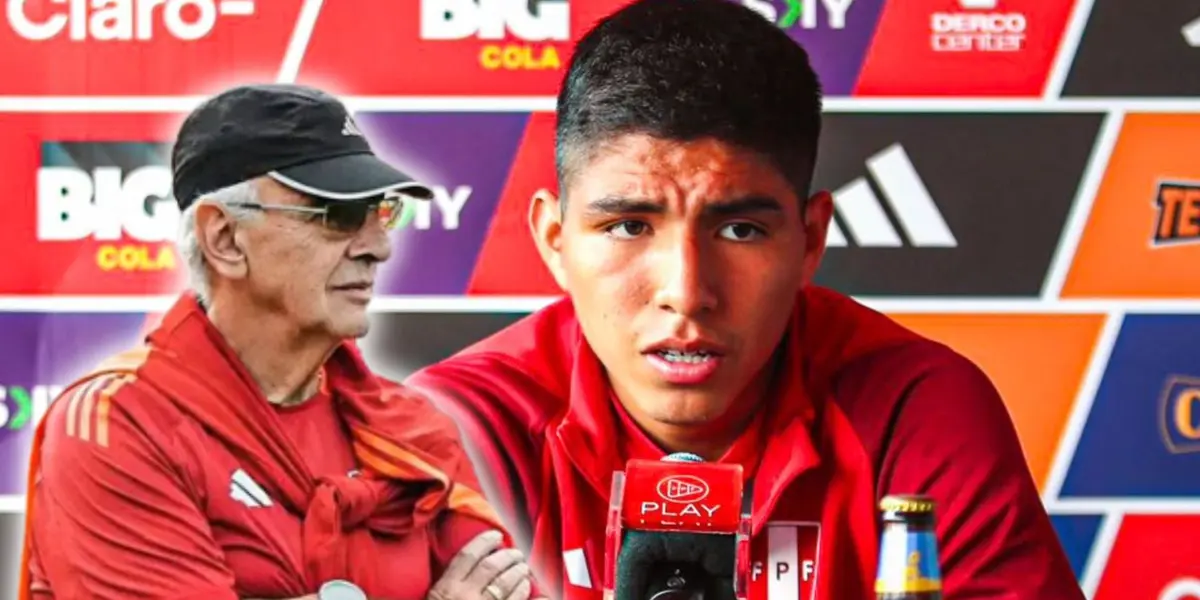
[420,0,569,71]
[6,0,255,41]
[931,0,1027,53]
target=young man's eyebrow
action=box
[582,196,665,216]
[581,195,784,218]
[701,195,784,218]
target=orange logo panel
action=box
[1062,114,1200,298]
[888,313,1105,490]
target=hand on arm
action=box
[428,531,536,600]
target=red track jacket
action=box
[408,286,1084,600]
[23,295,504,599]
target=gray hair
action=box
[176,180,262,305]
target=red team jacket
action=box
[22,296,505,599]
[408,286,1085,600]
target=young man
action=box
[406,1,1085,599]
[21,85,534,600]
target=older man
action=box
[20,84,533,600]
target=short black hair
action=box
[555,0,824,198]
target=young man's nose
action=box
[651,234,718,316]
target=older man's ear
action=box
[193,199,249,282]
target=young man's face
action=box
[531,134,833,432]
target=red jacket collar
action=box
[553,291,822,528]
[548,286,923,530]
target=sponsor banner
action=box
[0,113,188,295]
[0,111,531,296]
[0,111,1104,298]
[1062,114,1200,299]
[1063,0,1200,97]
[856,0,1076,96]
[297,0,622,96]
[466,112,1103,297]
[297,0,1077,98]
[1059,314,1200,498]
[296,0,886,97]
[0,312,149,494]
[809,113,1099,296]
[0,0,1089,99]
[737,0,887,96]
[356,112,531,295]
[0,0,304,95]
[363,310,1102,492]
[1092,515,1200,600]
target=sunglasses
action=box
[226,195,404,233]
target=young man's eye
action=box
[605,221,651,239]
[718,222,766,241]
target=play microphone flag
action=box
[603,453,751,600]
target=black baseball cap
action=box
[171,83,433,210]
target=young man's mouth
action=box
[642,340,726,385]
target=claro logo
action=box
[656,475,710,503]
[7,0,255,41]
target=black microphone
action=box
[603,453,750,600]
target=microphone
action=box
[602,453,751,600]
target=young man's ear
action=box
[800,190,833,288]
[528,188,568,291]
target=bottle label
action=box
[874,526,942,594]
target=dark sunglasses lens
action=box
[323,203,370,232]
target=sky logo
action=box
[741,0,852,30]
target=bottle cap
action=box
[879,494,936,515]
[318,580,367,600]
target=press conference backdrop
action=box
[1,0,1199,597]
